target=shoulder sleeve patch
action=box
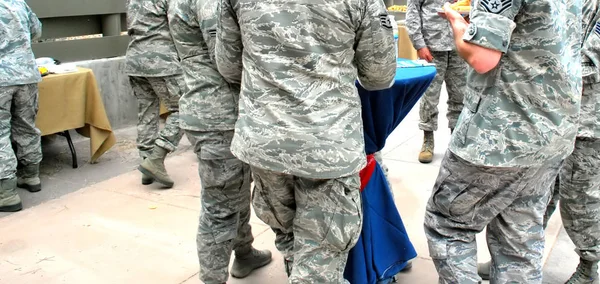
[479,0,512,14]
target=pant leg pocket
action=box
[322,175,363,252]
[431,156,488,223]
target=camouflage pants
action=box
[251,167,362,283]
[186,130,254,284]
[425,151,562,283]
[129,76,184,157]
[560,137,600,262]
[0,84,42,180]
[419,50,466,132]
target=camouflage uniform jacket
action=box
[168,0,239,131]
[125,0,182,77]
[406,0,454,51]
[579,0,600,138]
[449,0,582,167]
[0,0,42,87]
[215,0,397,179]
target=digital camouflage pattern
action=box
[124,0,182,77]
[168,0,239,132]
[406,0,455,51]
[216,0,397,179]
[581,0,600,85]
[560,137,600,263]
[186,130,254,284]
[449,0,583,167]
[579,83,600,139]
[168,1,258,282]
[0,0,42,87]
[418,51,466,132]
[578,0,600,138]
[129,76,184,155]
[426,151,563,283]
[251,166,362,283]
[558,0,600,269]
[0,84,42,180]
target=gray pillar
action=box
[101,14,121,36]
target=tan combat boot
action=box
[17,163,42,192]
[141,158,154,185]
[138,146,174,188]
[566,259,599,284]
[418,131,434,163]
[230,247,272,278]
[0,178,22,212]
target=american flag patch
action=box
[208,29,217,37]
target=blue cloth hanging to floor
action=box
[344,60,436,284]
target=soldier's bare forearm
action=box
[443,4,501,74]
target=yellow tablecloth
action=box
[37,68,116,163]
[398,24,418,60]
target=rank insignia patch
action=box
[479,0,512,14]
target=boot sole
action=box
[0,202,23,212]
[138,166,174,188]
[17,183,42,193]
[230,257,272,279]
[141,178,154,185]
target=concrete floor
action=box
[0,91,580,283]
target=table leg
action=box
[58,131,78,169]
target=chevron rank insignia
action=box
[595,22,600,36]
[479,0,512,14]
[208,29,217,37]
[379,14,392,29]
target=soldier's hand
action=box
[440,3,469,35]
[417,47,434,63]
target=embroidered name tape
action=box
[479,0,512,14]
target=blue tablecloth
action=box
[358,61,437,155]
[345,60,436,284]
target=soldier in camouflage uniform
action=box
[477,1,600,282]
[167,0,272,283]
[0,0,44,212]
[406,0,467,164]
[425,0,582,283]
[125,0,184,188]
[557,1,600,281]
[215,0,397,282]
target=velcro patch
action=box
[479,0,512,14]
[379,14,393,29]
[595,22,600,36]
[208,29,217,37]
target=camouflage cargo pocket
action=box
[431,156,490,222]
[322,175,363,252]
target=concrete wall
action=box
[74,57,138,130]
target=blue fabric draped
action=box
[359,62,437,155]
[345,61,436,284]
